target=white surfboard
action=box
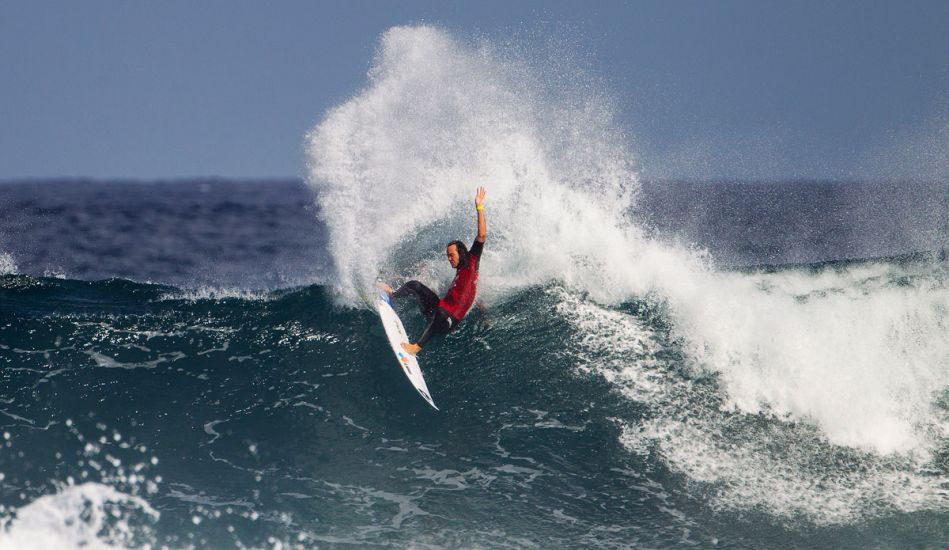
[376,291,438,410]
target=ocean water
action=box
[2,25,949,549]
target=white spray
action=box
[305,26,949,516]
[0,252,16,275]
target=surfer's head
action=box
[447,240,468,269]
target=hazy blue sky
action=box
[2,1,948,181]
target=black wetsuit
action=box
[391,280,455,347]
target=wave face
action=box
[4,277,690,548]
[307,25,946,453]
[0,275,947,548]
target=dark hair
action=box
[447,240,469,268]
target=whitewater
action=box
[0,25,946,549]
[307,23,947,508]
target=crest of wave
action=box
[305,26,948,457]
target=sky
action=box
[2,0,948,181]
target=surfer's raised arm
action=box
[475,186,487,243]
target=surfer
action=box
[379,187,487,355]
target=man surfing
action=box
[378,186,487,356]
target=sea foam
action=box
[0,483,158,550]
[305,25,949,520]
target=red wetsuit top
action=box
[439,239,484,321]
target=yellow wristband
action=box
[476,205,484,211]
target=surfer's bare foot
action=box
[376,282,393,295]
[401,342,421,355]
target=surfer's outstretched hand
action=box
[475,186,486,208]
[377,281,394,296]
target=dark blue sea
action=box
[1,177,947,549]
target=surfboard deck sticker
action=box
[376,291,439,410]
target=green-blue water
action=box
[1,179,948,548]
